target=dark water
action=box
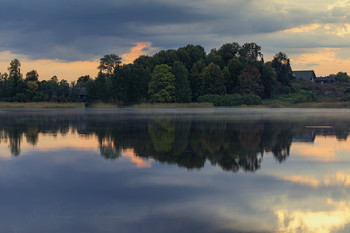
[1,108,350,233]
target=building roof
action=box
[315,76,336,82]
[293,70,316,81]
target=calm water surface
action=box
[1,108,350,233]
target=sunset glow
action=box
[290,136,350,161]
[121,42,156,64]
[276,199,350,233]
[122,148,152,168]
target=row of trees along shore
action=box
[0,42,296,104]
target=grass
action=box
[131,102,214,108]
[0,102,85,108]
[85,103,119,108]
[1,100,350,109]
[0,102,214,109]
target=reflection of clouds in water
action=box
[283,171,350,188]
[276,199,350,233]
[283,175,320,187]
[122,148,152,168]
[290,136,350,162]
[0,143,12,160]
[28,131,99,152]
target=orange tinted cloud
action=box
[283,24,321,33]
[290,48,350,76]
[122,148,152,168]
[121,42,155,64]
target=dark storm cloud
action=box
[0,0,214,60]
[1,0,350,60]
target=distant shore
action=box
[0,102,214,108]
[1,101,350,109]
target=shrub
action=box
[275,85,291,95]
[15,93,26,102]
[197,94,261,106]
[341,95,350,102]
[241,94,262,105]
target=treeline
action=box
[0,42,295,104]
[0,59,81,102]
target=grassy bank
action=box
[131,102,214,108]
[0,102,85,108]
[1,101,350,109]
[261,101,350,108]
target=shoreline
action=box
[1,101,350,108]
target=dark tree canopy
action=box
[98,54,122,74]
[239,43,263,63]
[217,42,240,65]
[25,70,39,82]
[148,64,176,103]
[200,62,225,95]
[8,59,21,79]
[238,65,264,96]
[173,61,191,103]
[272,52,294,87]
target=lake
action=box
[1,108,350,233]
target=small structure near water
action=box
[79,87,87,102]
[293,70,336,84]
[293,70,316,82]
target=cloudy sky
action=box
[1,0,350,81]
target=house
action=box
[293,70,336,84]
[314,76,336,85]
[79,87,87,102]
[293,70,316,82]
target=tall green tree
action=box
[217,42,240,65]
[8,59,21,79]
[176,45,206,70]
[239,43,263,63]
[200,63,225,95]
[77,75,91,87]
[237,65,264,96]
[272,52,294,87]
[259,62,278,98]
[206,49,225,68]
[172,61,191,103]
[226,57,243,94]
[152,50,178,67]
[7,59,24,98]
[148,64,175,103]
[25,70,39,82]
[189,60,206,101]
[112,64,151,104]
[335,72,350,85]
[0,73,9,99]
[98,54,122,74]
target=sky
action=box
[1,0,350,81]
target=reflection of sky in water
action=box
[1,109,350,232]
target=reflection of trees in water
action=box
[3,113,350,172]
[148,118,175,153]
[82,116,294,172]
[99,138,121,160]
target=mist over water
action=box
[0,108,350,233]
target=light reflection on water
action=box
[1,108,350,233]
